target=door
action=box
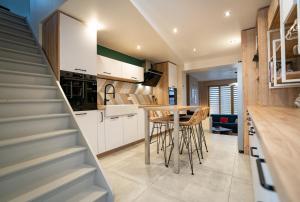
[60,13,97,75]
[122,63,144,82]
[105,116,123,150]
[123,114,138,144]
[75,110,98,154]
[97,110,106,153]
[97,56,123,78]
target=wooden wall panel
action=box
[153,62,169,105]
[42,11,60,80]
[241,28,258,153]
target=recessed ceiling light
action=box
[224,11,231,17]
[87,19,104,31]
[193,48,197,52]
[173,27,178,34]
[136,45,141,50]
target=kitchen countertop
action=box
[97,104,161,110]
[247,106,300,202]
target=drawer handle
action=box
[256,159,275,191]
[131,77,137,80]
[75,113,87,116]
[250,147,259,158]
[103,72,111,75]
[248,131,254,136]
[127,114,135,117]
[110,116,119,120]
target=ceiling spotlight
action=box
[136,45,141,50]
[173,27,178,34]
[224,11,231,17]
[193,48,197,52]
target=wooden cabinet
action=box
[123,114,138,144]
[153,62,177,105]
[268,0,280,29]
[97,110,106,153]
[104,116,123,150]
[97,55,123,78]
[75,110,98,154]
[97,55,144,82]
[42,12,97,78]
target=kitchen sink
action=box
[105,104,138,117]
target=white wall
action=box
[0,0,30,17]
[28,0,66,42]
[237,63,244,152]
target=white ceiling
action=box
[188,64,237,81]
[131,0,270,65]
[60,0,270,69]
[59,0,182,65]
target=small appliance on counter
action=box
[168,87,177,105]
[60,70,97,111]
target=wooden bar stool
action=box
[166,109,203,175]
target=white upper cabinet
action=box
[168,62,177,88]
[122,63,144,82]
[97,55,123,78]
[97,55,144,82]
[281,0,297,22]
[59,13,97,75]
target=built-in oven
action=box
[60,70,97,111]
[168,87,177,105]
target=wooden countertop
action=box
[143,105,200,111]
[97,104,161,110]
[248,106,300,202]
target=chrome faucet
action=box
[104,84,115,105]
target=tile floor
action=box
[98,132,253,202]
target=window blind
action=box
[220,86,231,114]
[233,85,238,115]
[209,86,220,114]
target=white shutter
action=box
[220,86,231,114]
[209,86,220,114]
[233,85,238,115]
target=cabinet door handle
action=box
[74,68,80,71]
[250,147,259,158]
[110,116,119,120]
[103,72,111,75]
[81,69,87,72]
[127,114,135,117]
[248,130,254,136]
[131,77,137,80]
[75,112,87,116]
[256,159,275,191]
[101,112,104,122]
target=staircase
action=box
[0,8,113,202]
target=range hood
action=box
[142,69,162,87]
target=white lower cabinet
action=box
[105,116,123,150]
[248,118,280,202]
[123,114,138,144]
[97,110,106,153]
[75,110,98,154]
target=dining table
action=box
[143,105,200,174]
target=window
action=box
[209,85,238,115]
[209,87,220,114]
